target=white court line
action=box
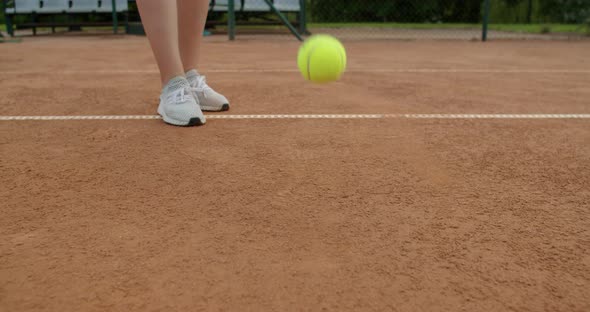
[1,69,590,75]
[1,114,589,121]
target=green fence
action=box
[0,1,5,26]
[218,0,589,40]
[2,0,588,40]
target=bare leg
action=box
[136,0,185,85]
[177,0,210,72]
[177,0,229,112]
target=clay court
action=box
[1,34,589,311]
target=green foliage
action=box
[309,0,483,23]
[0,1,5,25]
[488,23,586,33]
[490,0,590,23]
[439,0,483,22]
[308,0,589,24]
[539,0,590,23]
[308,22,587,35]
[490,0,539,23]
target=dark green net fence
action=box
[1,0,589,40]
[216,0,589,40]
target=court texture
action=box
[1,33,589,311]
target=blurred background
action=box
[1,0,589,41]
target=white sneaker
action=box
[157,76,206,127]
[186,70,230,112]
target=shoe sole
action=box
[158,106,206,127]
[201,103,230,112]
[186,117,205,126]
[162,115,205,127]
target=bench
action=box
[210,0,301,12]
[2,0,305,39]
[3,0,129,36]
[209,0,306,40]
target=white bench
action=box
[13,0,39,13]
[211,0,242,12]
[94,0,128,13]
[211,0,301,12]
[38,0,69,14]
[68,0,99,13]
[206,0,306,40]
[243,0,268,12]
[68,0,127,13]
[274,0,300,11]
[4,0,129,36]
[243,0,300,12]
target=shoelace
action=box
[190,76,213,99]
[167,87,191,104]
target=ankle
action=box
[186,69,200,79]
[161,72,186,88]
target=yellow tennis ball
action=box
[298,35,347,83]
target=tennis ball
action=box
[298,35,347,83]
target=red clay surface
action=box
[1,35,589,311]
